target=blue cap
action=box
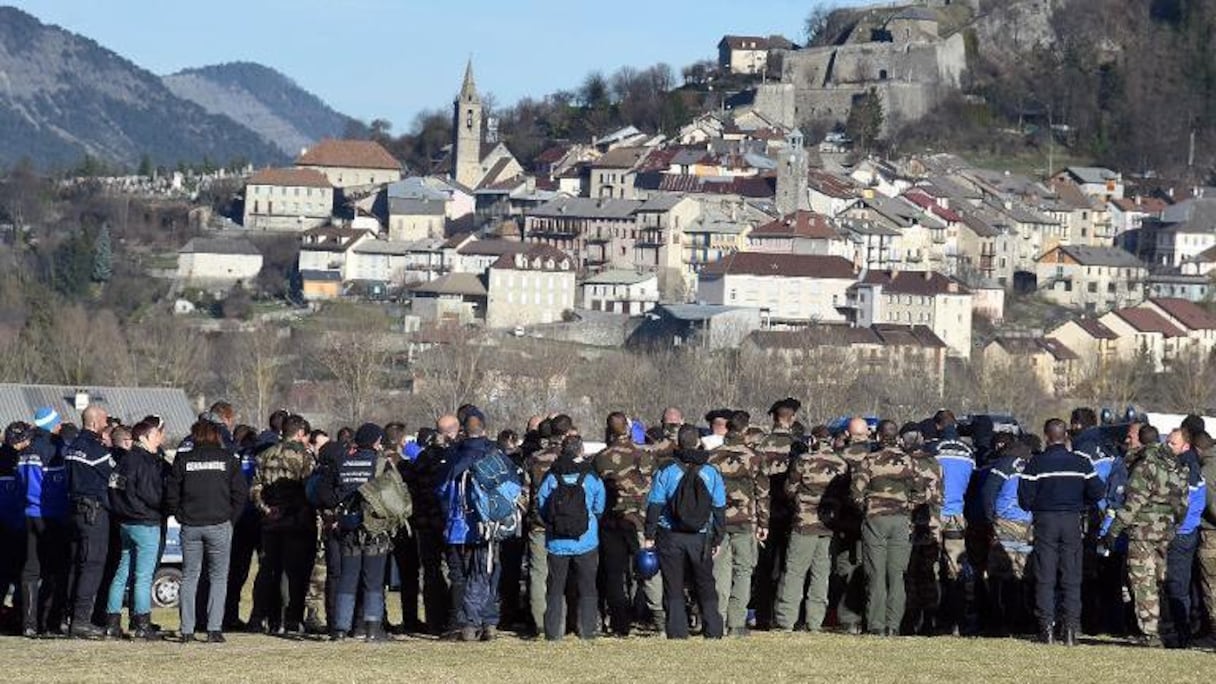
[33,406,61,431]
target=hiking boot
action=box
[1134,634,1164,648]
[459,626,478,642]
[69,620,105,640]
[438,629,462,642]
[1063,627,1078,647]
[132,614,160,641]
[206,631,226,644]
[479,625,496,642]
[181,632,196,643]
[1037,624,1055,645]
[329,630,347,642]
[22,627,37,639]
[103,613,124,640]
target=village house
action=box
[1099,306,1186,372]
[717,35,794,75]
[242,167,334,232]
[580,270,660,315]
[410,272,488,324]
[983,336,1080,397]
[848,270,973,358]
[1144,198,1216,268]
[589,147,649,199]
[385,177,449,241]
[1047,317,1120,370]
[1035,245,1147,313]
[746,210,852,258]
[296,225,373,279]
[295,139,402,190]
[1139,297,1216,359]
[524,196,642,271]
[696,252,857,326]
[176,237,263,287]
[485,244,577,328]
[1052,167,1124,202]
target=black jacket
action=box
[165,444,248,527]
[1017,443,1104,514]
[64,429,114,508]
[109,446,165,525]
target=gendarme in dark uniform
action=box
[1017,419,1103,645]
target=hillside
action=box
[163,62,355,157]
[0,7,285,169]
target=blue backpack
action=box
[443,448,523,544]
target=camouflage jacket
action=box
[909,449,943,537]
[785,442,848,535]
[250,440,315,530]
[755,427,798,527]
[835,440,873,535]
[708,435,770,531]
[523,444,561,531]
[593,437,655,531]
[1109,444,1189,541]
[851,445,923,518]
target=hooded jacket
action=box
[538,456,605,556]
[644,448,726,542]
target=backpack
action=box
[467,448,524,542]
[358,457,413,537]
[671,462,712,533]
[543,469,590,540]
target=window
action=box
[1087,282,1097,293]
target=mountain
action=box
[0,6,286,169]
[163,62,356,158]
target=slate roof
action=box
[0,384,197,440]
[1047,245,1145,268]
[411,272,487,297]
[180,238,260,256]
[528,197,642,220]
[582,270,656,285]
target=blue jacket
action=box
[1017,444,1104,514]
[0,445,23,530]
[537,466,605,555]
[439,436,509,545]
[645,452,726,537]
[64,429,114,508]
[1179,449,1206,536]
[18,429,68,520]
[1072,428,1116,488]
[982,451,1032,524]
[927,428,974,518]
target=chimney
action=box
[923,271,932,281]
[74,390,90,411]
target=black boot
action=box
[21,582,39,637]
[1063,625,1078,647]
[365,621,388,643]
[1038,622,1055,645]
[132,614,160,641]
[103,613,123,640]
[69,618,105,640]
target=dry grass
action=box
[3,629,1211,684]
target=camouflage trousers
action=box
[988,519,1033,581]
[1127,537,1170,637]
[1198,529,1216,626]
[304,517,331,628]
[940,515,967,580]
[712,529,757,631]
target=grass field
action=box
[4,628,1212,683]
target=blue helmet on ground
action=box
[635,547,660,579]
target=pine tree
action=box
[138,154,153,178]
[92,224,112,283]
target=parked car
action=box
[152,517,183,609]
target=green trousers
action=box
[528,528,552,631]
[712,529,757,630]
[774,533,833,630]
[862,515,912,633]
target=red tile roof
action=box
[296,139,400,170]
[1070,318,1119,340]
[859,270,969,295]
[903,190,962,223]
[1111,308,1186,337]
[700,252,856,279]
[807,169,860,199]
[249,167,332,188]
[750,211,842,240]
[1148,298,1216,331]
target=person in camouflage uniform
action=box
[774,425,848,631]
[852,420,923,636]
[523,414,573,635]
[901,423,943,635]
[752,399,800,629]
[830,417,872,633]
[708,410,770,636]
[981,432,1035,636]
[1103,425,1190,646]
[249,415,316,634]
[593,412,661,636]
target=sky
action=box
[6,0,854,132]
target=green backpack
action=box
[357,458,413,537]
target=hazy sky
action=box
[7,0,853,131]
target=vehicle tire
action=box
[152,567,183,609]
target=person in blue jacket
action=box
[0,423,31,620]
[644,424,727,640]
[1069,406,1123,634]
[1165,421,1208,648]
[19,406,70,638]
[63,406,116,639]
[536,435,604,641]
[924,410,975,633]
[981,432,1034,635]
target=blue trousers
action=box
[334,547,387,632]
[1165,530,1198,640]
[1032,512,1083,629]
[106,523,160,615]
[446,544,500,629]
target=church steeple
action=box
[459,58,479,105]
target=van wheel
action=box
[152,567,183,608]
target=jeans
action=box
[545,549,599,640]
[180,523,233,634]
[107,523,160,615]
[335,546,387,632]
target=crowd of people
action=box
[1,398,1214,649]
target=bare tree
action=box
[128,317,210,395]
[225,325,290,426]
[314,331,392,426]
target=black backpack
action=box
[671,462,712,532]
[544,469,590,540]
